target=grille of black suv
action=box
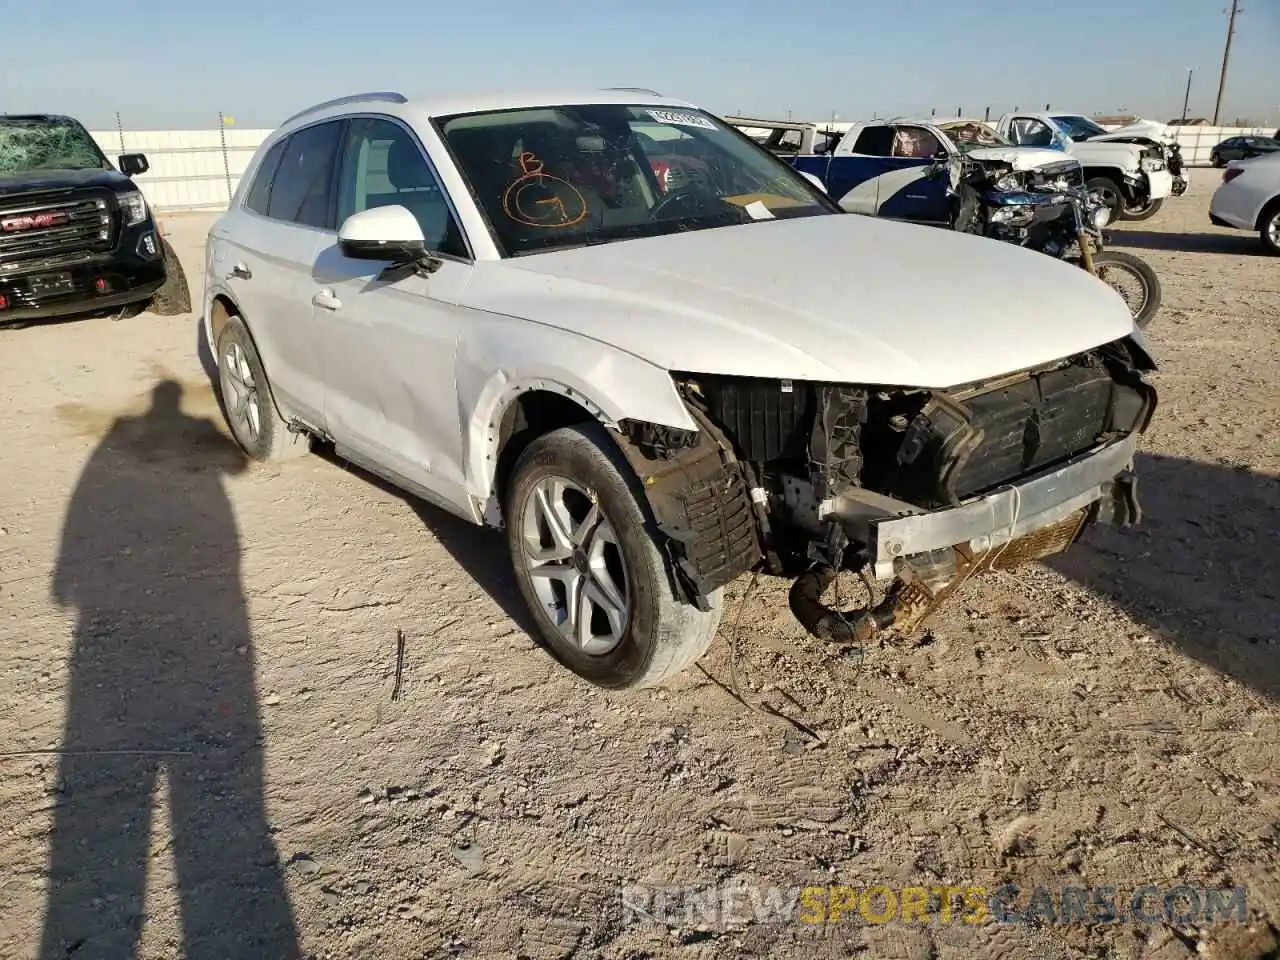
[0,192,117,266]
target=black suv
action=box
[1,113,188,327]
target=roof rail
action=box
[280,91,408,127]
[602,86,662,96]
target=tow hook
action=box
[788,564,894,645]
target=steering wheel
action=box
[648,182,727,222]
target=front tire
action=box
[1086,177,1125,224]
[505,423,723,690]
[1093,250,1163,329]
[147,238,192,315]
[1120,197,1164,222]
[213,315,311,461]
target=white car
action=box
[1209,152,1280,255]
[200,89,1159,690]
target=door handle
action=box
[312,289,342,311]
[228,262,251,280]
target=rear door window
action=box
[266,120,344,229]
[244,138,286,216]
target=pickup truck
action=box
[0,112,189,328]
[992,112,1176,221]
[729,116,1080,227]
[724,115,844,157]
[1044,113,1188,201]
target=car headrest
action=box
[386,136,432,189]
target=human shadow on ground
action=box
[39,380,301,959]
[1106,229,1267,256]
[1047,451,1280,701]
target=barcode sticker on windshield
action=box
[646,109,717,130]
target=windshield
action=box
[1050,115,1108,142]
[938,122,1013,150]
[435,104,837,257]
[0,117,108,175]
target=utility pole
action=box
[1213,0,1240,125]
[1181,68,1194,122]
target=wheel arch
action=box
[1254,193,1280,232]
[207,293,238,349]
[205,294,294,426]
[1082,166,1124,186]
[487,385,603,525]
[479,379,767,612]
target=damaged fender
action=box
[455,323,698,522]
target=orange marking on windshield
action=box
[501,151,589,228]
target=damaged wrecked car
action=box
[202,89,1158,690]
[0,112,190,328]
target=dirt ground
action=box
[1,178,1277,960]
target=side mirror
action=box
[338,205,426,263]
[119,153,149,176]
[931,148,950,161]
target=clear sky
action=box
[3,0,1276,130]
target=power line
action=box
[1213,0,1241,125]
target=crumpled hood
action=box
[968,145,1080,172]
[461,214,1136,388]
[1069,139,1144,170]
[1091,120,1175,144]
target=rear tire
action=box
[213,314,310,462]
[505,422,723,690]
[1086,177,1125,224]
[1093,250,1162,329]
[1259,201,1280,256]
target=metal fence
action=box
[88,114,272,213]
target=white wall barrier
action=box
[1146,126,1273,167]
[89,127,273,213]
[90,122,1275,213]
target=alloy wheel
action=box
[220,341,261,444]
[519,476,630,656]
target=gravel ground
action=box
[1,179,1277,960]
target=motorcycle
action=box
[947,157,1162,329]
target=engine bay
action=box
[612,335,1157,627]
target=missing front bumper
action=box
[789,434,1143,645]
[863,433,1140,581]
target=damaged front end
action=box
[610,336,1158,647]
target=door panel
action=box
[309,115,475,507]
[872,163,948,222]
[827,124,951,221]
[220,217,328,427]
[786,153,832,190]
[217,120,345,428]
[309,247,471,503]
